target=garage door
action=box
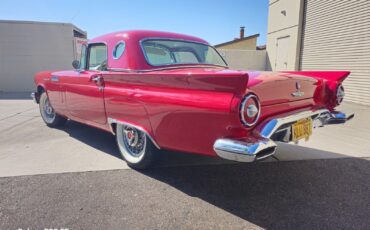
[300,0,370,105]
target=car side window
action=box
[88,44,108,71]
[79,44,87,70]
[113,41,126,59]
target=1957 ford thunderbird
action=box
[32,30,354,169]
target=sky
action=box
[0,0,269,45]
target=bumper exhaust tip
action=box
[327,111,354,124]
[213,138,277,162]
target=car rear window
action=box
[141,39,227,67]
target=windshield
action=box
[141,39,227,67]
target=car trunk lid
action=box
[247,71,319,106]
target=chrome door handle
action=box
[51,76,59,82]
[91,75,104,92]
[91,76,102,83]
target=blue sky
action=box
[0,0,268,45]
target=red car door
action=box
[64,43,107,125]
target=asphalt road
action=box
[0,95,370,229]
[1,158,370,229]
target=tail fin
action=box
[283,71,350,83]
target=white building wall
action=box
[218,49,268,71]
[300,0,370,105]
[266,0,304,71]
[0,20,85,92]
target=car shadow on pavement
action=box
[58,120,369,229]
[61,120,239,165]
[0,92,31,100]
[60,121,122,159]
[141,151,370,229]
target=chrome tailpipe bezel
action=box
[213,137,277,162]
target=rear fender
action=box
[284,71,350,109]
[284,71,350,83]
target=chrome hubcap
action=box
[46,104,53,115]
[44,98,54,116]
[40,94,56,123]
[122,126,146,157]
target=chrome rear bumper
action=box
[213,109,354,162]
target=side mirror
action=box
[72,60,80,69]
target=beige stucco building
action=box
[215,27,259,50]
[215,27,267,71]
[0,20,87,93]
[267,0,370,105]
[266,0,303,71]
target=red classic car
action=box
[32,30,354,169]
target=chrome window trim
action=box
[107,65,227,73]
[139,37,228,68]
[240,94,261,127]
[77,44,88,71]
[112,41,126,60]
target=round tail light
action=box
[336,84,345,105]
[240,94,261,127]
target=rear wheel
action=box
[116,123,157,169]
[39,92,67,127]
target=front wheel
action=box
[116,123,158,169]
[39,92,67,127]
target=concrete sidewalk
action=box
[0,97,369,177]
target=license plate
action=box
[292,118,312,141]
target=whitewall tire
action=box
[39,92,67,127]
[116,123,157,169]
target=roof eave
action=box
[214,33,260,48]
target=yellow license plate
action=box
[292,118,313,141]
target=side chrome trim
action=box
[108,65,227,73]
[107,117,160,149]
[50,76,59,82]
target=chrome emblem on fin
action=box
[291,81,304,97]
[50,76,59,82]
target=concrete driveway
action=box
[0,95,369,229]
[0,96,369,177]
